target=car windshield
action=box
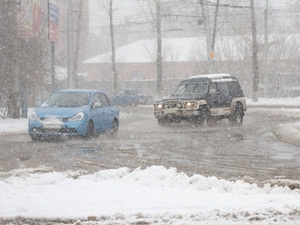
[41,92,91,107]
[174,82,209,97]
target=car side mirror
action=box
[93,101,101,108]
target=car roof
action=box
[181,73,238,83]
[57,89,107,94]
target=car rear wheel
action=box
[109,119,119,137]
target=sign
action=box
[208,51,215,60]
[18,0,41,38]
[49,0,59,43]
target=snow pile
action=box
[273,122,300,147]
[247,97,300,108]
[0,166,299,224]
[0,118,28,134]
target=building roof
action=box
[83,37,208,64]
[83,34,300,64]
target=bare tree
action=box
[0,0,20,118]
[0,0,51,118]
[199,0,220,73]
[100,0,118,94]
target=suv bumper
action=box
[154,109,199,119]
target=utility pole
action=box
[200,0,213,73]
[51,41,56,91]
[264,0,269,98]
[74,0,83,89]
[67,0,75,88]
[156,0,163,96]
[250,0,259,102]
[109,0,118,94]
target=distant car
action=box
[28,89,119,140]
[113,89,153,106]
[154,73,246,126]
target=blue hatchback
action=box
[28,89,119,140]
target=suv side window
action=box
[209,83,218,94]
[227,81,244,97]
[217,82,229,96]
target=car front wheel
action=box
[31,135,41,141]
[85,120,94,138]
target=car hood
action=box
[35,107,88,118]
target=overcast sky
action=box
[89,0,140,34]
[88,0,297,35]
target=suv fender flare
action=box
[230,98,246,113]
[197,99,208,107]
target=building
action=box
[83,34,300,98]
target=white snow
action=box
[0,98,300,224]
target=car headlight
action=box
[69,112,84,122]
[29,111,40,121]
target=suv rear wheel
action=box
[230,104,244,126]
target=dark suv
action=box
[154,74,246,126]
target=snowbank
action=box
[0,118,28,134]
[0,166,299,224]
[273,122,300,147]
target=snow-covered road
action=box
[0,98,300,224]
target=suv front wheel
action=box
[195,107,209,126]
[229,104,244,126]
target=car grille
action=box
[32,127,77,133]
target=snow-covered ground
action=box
[0,98,300,225]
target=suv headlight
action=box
[155,104,163,109]
[29,111,40,121]
[185,101,198,109]
[69,112,84,122]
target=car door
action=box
[90,92,107,133]
[98,93,115,130]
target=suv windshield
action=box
[41,92,91,107]
[175,82,209,97]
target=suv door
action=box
[206,82,221,108]
[216,82,231,107]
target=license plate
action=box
[42,118,62,129]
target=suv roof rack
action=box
[189,73,232,79]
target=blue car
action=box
[28,89,119,140]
